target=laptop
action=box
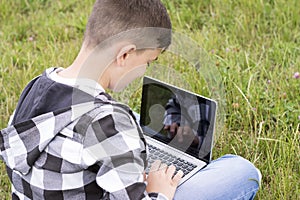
[139,76,217,185]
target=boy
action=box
[0,0,261,199]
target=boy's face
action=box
[111,49,161,92]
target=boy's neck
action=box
[58,45,116,90]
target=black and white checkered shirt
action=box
[0,68,168,200]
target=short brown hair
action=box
[84,0,172,50]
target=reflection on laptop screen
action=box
[140,77,217,163]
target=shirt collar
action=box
[47,67,106,98]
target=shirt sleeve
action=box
[1,110,15,160]
[82,105,169,200]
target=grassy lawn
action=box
[0,0,299,199]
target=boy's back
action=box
[1,67,153,199]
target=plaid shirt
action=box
[0,69,168,200]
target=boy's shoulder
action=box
[86,100,139,129]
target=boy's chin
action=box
[111,85,127,93]
[111,80,131,92]
[111,75,143,92]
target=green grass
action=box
[0,0,299,199]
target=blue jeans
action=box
[174,155,261,200]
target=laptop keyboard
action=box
[146,144,197,177]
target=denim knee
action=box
[219,154,262,198]
[218,154,261,181]
[174,154,261,200]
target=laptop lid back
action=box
[140,76,217,163]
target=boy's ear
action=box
[116,44,137,67]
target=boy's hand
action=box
[146,160,183,200]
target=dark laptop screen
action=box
[140,77,217,163]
